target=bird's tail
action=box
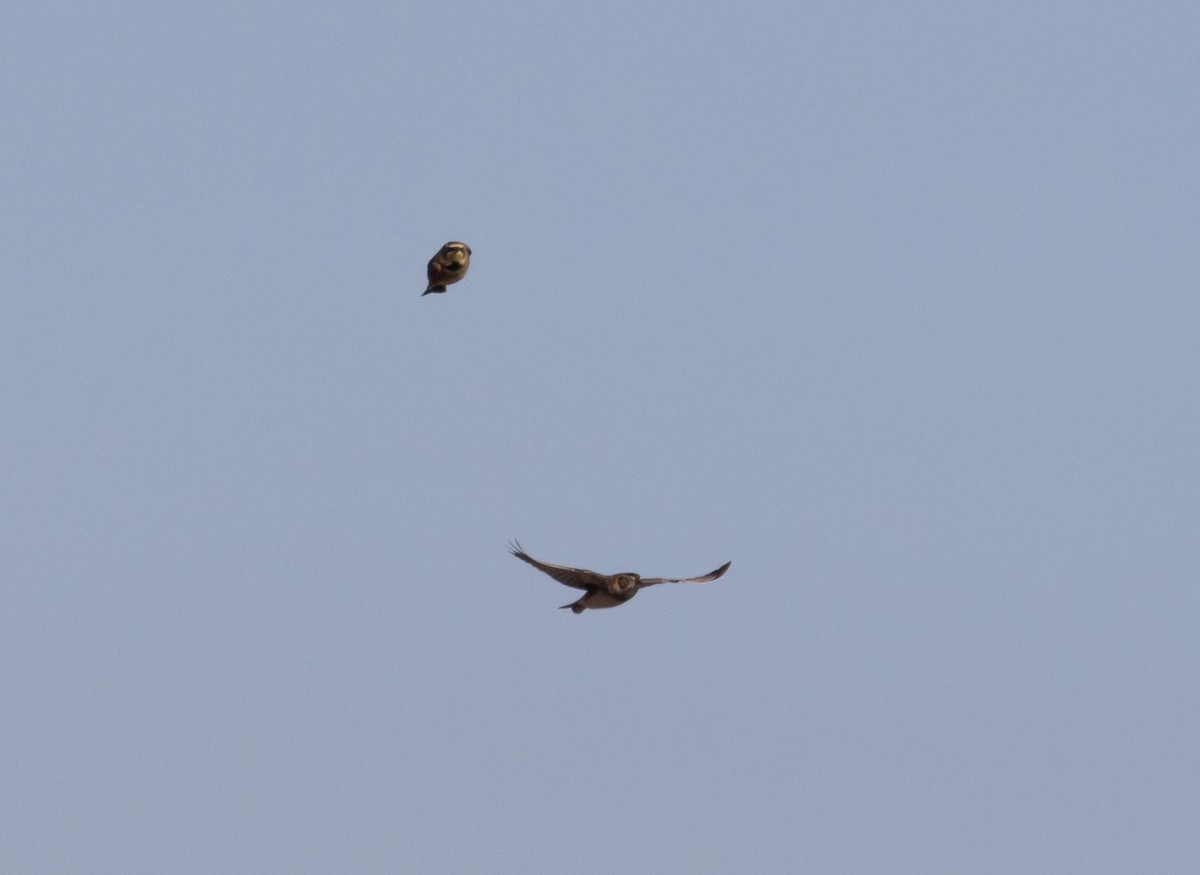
[421,286,446,296]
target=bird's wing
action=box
[639,561,731,588]
[508,541,609,591]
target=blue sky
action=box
[3,2,1198,871]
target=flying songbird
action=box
[422,241,471,296]
[508,541,731,613]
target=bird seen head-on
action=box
[422,241,472,296]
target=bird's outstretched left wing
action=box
[640,561,731,588]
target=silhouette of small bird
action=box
[422,242,471,296]
[508,541,731,613]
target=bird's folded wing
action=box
[508,542,609,591]
[640,561,731,588]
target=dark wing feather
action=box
[426,258,449,286]
[508,541,609,591]
[640,561,731,588]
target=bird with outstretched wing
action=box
[509,541,730,613]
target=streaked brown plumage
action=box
[422,241,471,296]
[508,541,731,613]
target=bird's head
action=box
[610,573,640,596]
[441,242,470,266]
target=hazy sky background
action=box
[3,2,1198,872]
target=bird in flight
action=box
[508,541,731,613]
[422,241,472,295]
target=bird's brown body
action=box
[509,541,730,613]
[423,242,471,295]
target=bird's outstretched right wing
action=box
[508,541,609,591]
